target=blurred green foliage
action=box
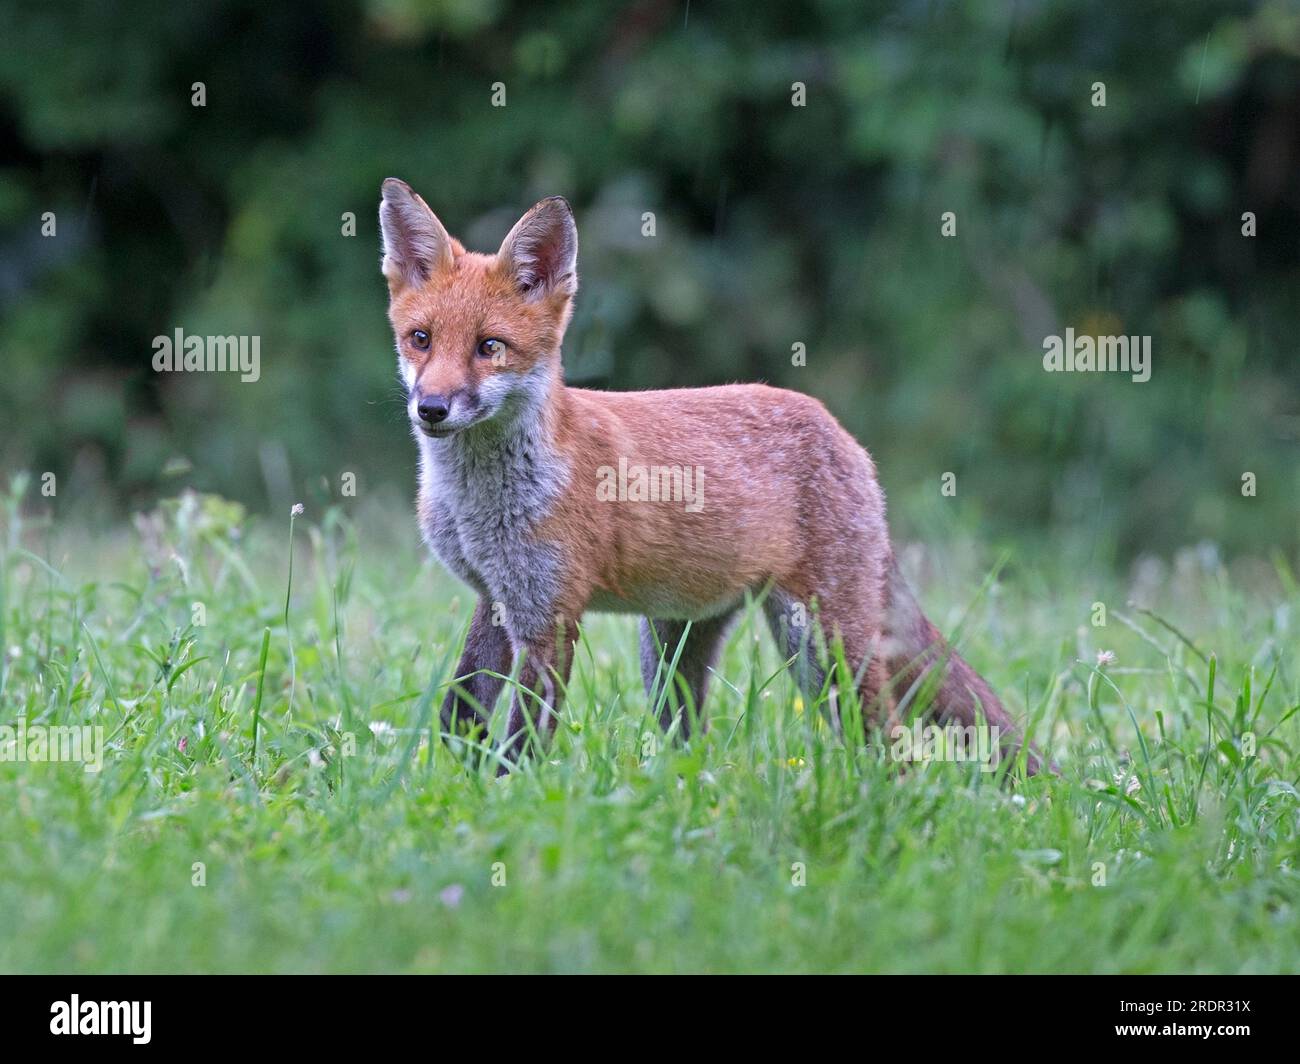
[1,0,1297,557]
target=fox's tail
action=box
[884,556,1052,776]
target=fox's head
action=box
[379,178,577,438]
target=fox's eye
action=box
[411,330,430,350]
[478,338,506,359]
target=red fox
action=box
[379,178,1047,776]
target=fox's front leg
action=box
[441,598,512,749]
[497,617,580,775]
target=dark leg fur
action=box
[441,598,511,751]
[639,611,738,738]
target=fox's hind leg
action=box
[763,583,896,735]
[640,611,738,739]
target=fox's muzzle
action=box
[409,387,481,436]
[416,393,450,425]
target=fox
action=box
[379,178,1048,776]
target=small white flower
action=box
[1096,649,1117,668]
[291,503,305,517]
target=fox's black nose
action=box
[416,395,449,424]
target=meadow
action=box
[1,481,1297,973]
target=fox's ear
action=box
[496,197,578,300]
[379,178,453,292]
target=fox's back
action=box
[568,382,876,484]
[541,383,889,617]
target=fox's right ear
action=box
[379,178,453,293]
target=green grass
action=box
[1,483,1298,973]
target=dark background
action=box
[1,0,1297,559]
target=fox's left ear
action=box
[496,197,578,300]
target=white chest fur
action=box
[417,419,569,642]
